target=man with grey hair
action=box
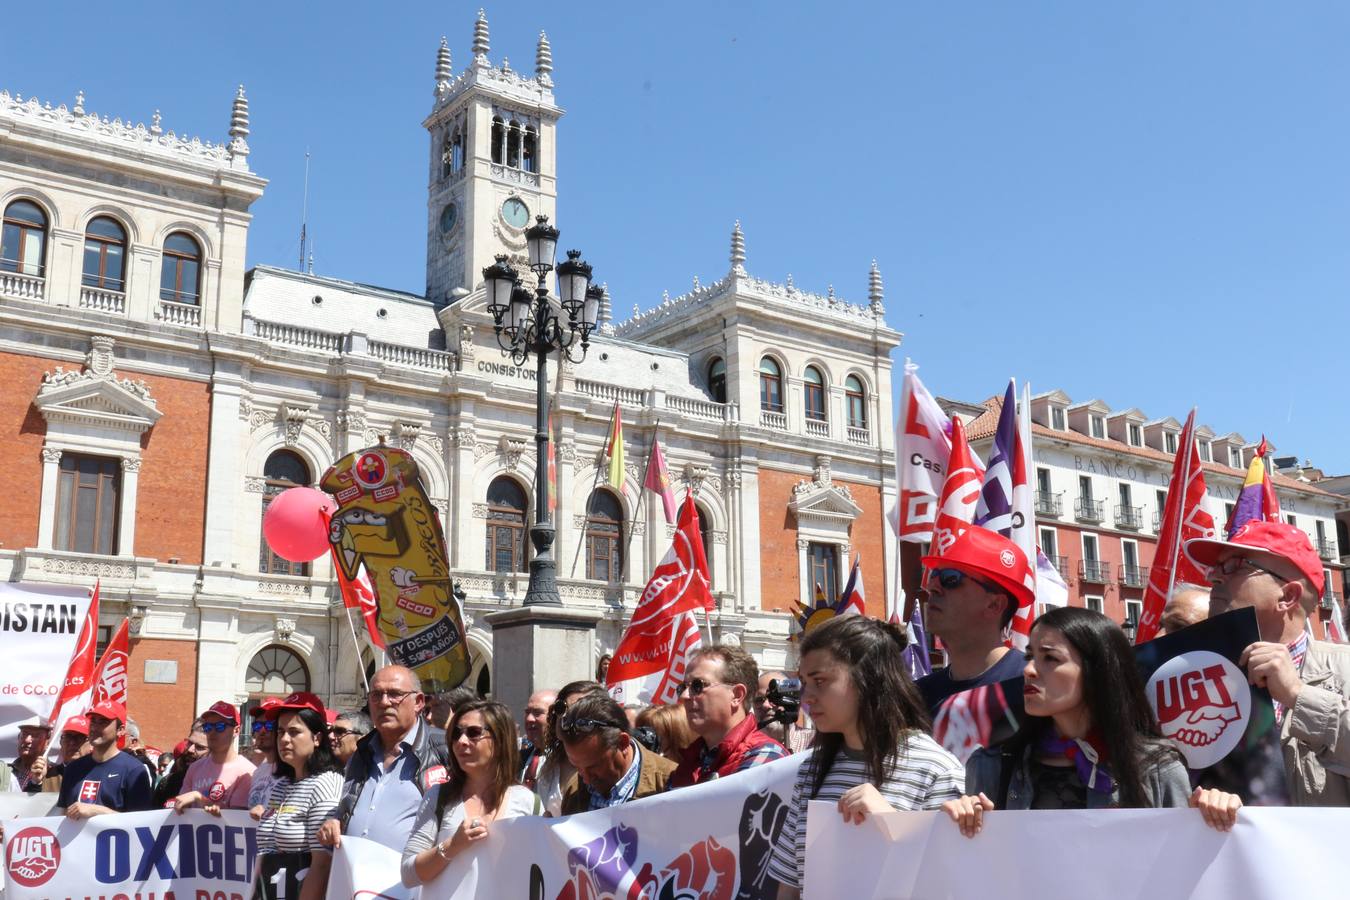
[123,717,158,783]
[1157,583,1211,636]
[330,709,372,767]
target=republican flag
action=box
[336,556,385,650]
[605,403,626,491]
[892,365,953,542]
[49,580,100,734]
[644,434,678,524]
[835,555,866,617]
[1137,410,1216,643]
[606,492,713,704]
[931,417,986,557]
[1226,436,1281,538]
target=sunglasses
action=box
[450,724,493,742]
[201,722,233,733]
[251,721,275,733]
[926,568,999,593]
[558,716,616,737]
[675,678,723,698]
[1212,556,1292,585]
[328,726,364,739]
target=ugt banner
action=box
[3,809,257,898]
[804,803,1344,898]
[341,753,803,899]
[0,582,93,758]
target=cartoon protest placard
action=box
[321,444,470,692]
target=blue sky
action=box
[8,3,1349,472]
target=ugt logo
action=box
[6,826,60,888]
[1147,651,1250,769]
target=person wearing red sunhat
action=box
[55,701,153,817]
[915,527,1036,715]
[171,701,255,814]
[1185,519,1350,806]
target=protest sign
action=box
[0,583,93,759]
[804,802,1342,898]
[3,809,257,898]
[327,836,416,900]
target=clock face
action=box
[439,203,458,234]
[501,197,530,229]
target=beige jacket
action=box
[1283,639,1350,805]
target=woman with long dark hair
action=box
[943,607,1241,834]
[253,694,343,900]
[401,700,541,886]
[768,615,965,899]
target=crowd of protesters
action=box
[3,520,1347,897]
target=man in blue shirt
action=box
[56,701,153,817]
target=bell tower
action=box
[423,10,562,304]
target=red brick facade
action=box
[127,637,200,751]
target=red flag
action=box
[50,581,100,730]
[91,618,130,707]
[606,492,713,704]
[931,417,986,557]
[644,435,678,524]
[335,554,385,650]
[1137,410,1216,643]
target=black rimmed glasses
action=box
[369,689,417,705]
[1212,555,1292,585]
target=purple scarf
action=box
[1037,731,1114,795]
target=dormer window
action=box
[1128,423,1142,447]
[1090,416,1105,439]
[1051,407,1066,431]
[1198,441,1212,462]
[1229,447,1243,468]
[1165,432,1178,454]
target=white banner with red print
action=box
[0,583,93,759]
[804,803,1342,898]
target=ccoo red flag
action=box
[49,581,101,731]
[1137,410,1216,643]
[931,417,986,557]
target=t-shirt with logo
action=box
[180,753,256,809]
[56,751,154,812]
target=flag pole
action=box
[621,419,659,583]
[342,604,371,695]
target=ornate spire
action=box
[868,259,884,316]
[472,9,490,64]
[227,85,250,158]
[536,31,553,85]
[150,110,162,136]
[73,90,85,116]
[598,283,613,334]
[729,220,746,274]
[435,36,452,90]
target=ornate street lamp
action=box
[482,216,597,605]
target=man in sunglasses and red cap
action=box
[171,701,255,813]
[56,701,153,817]
[915,526,1036,715]
[1185,520,1350,805]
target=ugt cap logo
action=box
[999,549,1016,568]
[6,826,60,888]
[1147,650,1250,769]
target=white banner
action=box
[327,837,417,899]
[804,802,1345,898]
[0,794,59,821]
[328,753,803,899]
[3,809,257,898]
[0,583,92,759]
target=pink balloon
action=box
[263,487,337,563]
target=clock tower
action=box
[423,11,562,304]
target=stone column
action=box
[37,447,62,549]
[202,359,246,566]
[118,457,141,555]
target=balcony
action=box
[1115,504,1144,531]
[1080,559,1111,583]
[1152,509,1162,531]
[78,285,126,315]
[157,299,202,327]
[1048,554,1069,577]
[846,425,870,446]
[1322,589,1341,611]
[1119,564,1149,588]
[760,409,787,430]
[0,270,45,301]
[1318,539,1338,561]
[805,418,829,438]
[1075,496,1106,524]
[1036,491,1063,517]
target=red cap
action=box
[1185,520,1325,596]
[172,739,189,756]
[921,526,1035,609]
[85,700,127,724]
[61,715,90,737]
[324,708,339,725]
[250,697,282,717]
[200,701,240,725]
[266,691,325,720]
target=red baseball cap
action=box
[922,526,1036,609]
[200,701,240,725]
[172,739,189,756]
[324,708,339,725]
[86,700,127,724]
[1185,520,1325,596]
[251,697,282,717]
[265,691,326,720]
[62,715,90,737]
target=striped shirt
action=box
[256,771,343,854]
[766,731,965,889]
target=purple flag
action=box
[902,602,932,679]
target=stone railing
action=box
[665,394,736,422]
[760,410,788,430]
[157,299,202,327]
[0,270,45,301]
[249,318,344,352]
[369,340,456,371]
[78,285,126,314]
[847,425,870,445]
[576,378,645,407]
[806,418,829,437]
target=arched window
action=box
[485,476,528,573]
[759,357,783,413]
[260,450,312,576]
[241,645,310,734]
[160,232,202,305]
[804,366,827,422]
[708,357,727,404]
[507,121,521,168]
[696,503,714,589]
[451,128,465,173]
[441,135,452,179]
[586,489,624,583]
[522,126,538,173]
[846,375,867,429]
[1,199,49,278]
[81,216,127,292]
[491,117,505,165]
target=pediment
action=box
[36,371,161,434]
[789,482,863,524]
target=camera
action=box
[758,677,801,727]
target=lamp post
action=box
[482,216,597,606]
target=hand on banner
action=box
[317,818,343,848]
[202,802,224,817]
[1239,642,1303,708]
[836,783,897,825]
[65,801,110,820]
[250,803,266,821]
[1189,786,1243,832]
[941,792,996,838]
[172,790,202,813]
